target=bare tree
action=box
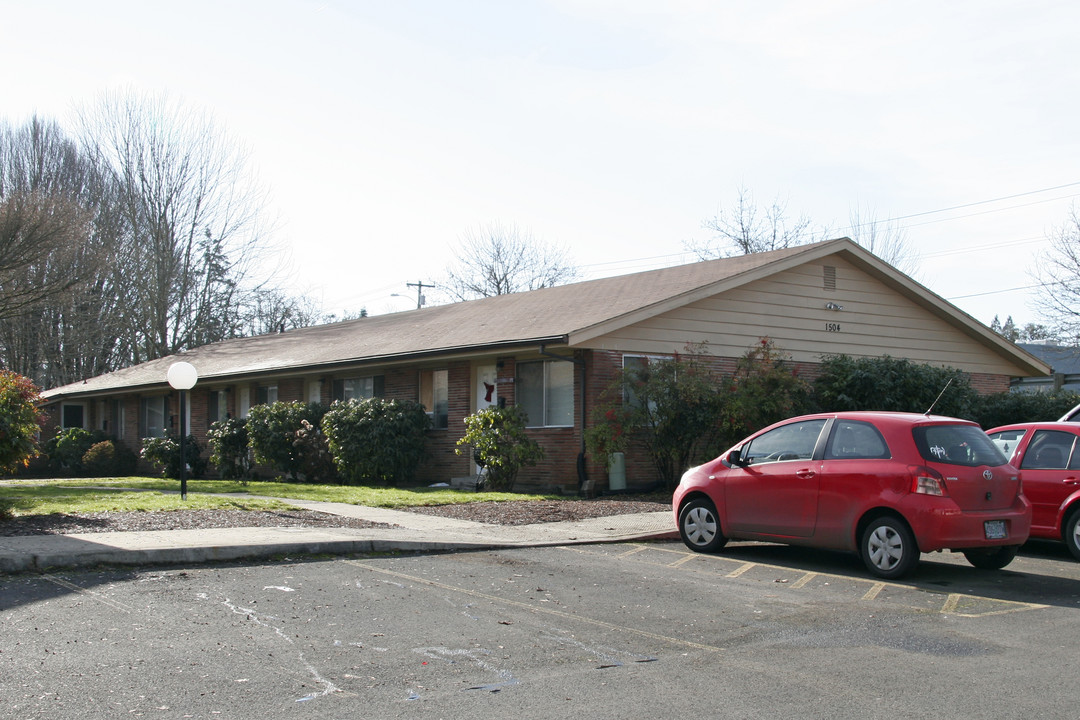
[238,288,323,336]
[77,89,278,361]
[0,116,129,387]
[690,185,826,259]
[845,203,918,276]
[0,118,98,321]
[441,222,579,302]
[690,187,920,277]
[1033,205,1080,343]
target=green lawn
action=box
[0,477,561,518]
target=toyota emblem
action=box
[983,470,993,480]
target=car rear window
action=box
[912,424,1007,467]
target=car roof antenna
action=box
[924,378,954,416]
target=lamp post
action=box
[167,361,199,500]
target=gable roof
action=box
[1018,343,1080,375]
[42,238,1049,400]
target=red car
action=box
[986,422,1080,560]
[673,412,1031,578]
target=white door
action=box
[475,365,498,474]
[476,364,498,411]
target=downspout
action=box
[538,345,591,497]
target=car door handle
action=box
[796,469,816,479]
[1064,477,1080,485]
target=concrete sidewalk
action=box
[0,498,679,573]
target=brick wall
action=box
[32,355,1022,488]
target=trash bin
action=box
[608,452,626,491]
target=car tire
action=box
[1064,508,1080,561]
[962,545,1019,570]
[678,497,727,553]
[861,516,919,579]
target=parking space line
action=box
[726,563,756,578]
[668,554,697,568]
[346,559,725,654]
[862,582,886,601]
[565,544,1050,617]
[42,573,133,613]
[616,546,648,559]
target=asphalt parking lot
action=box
[4,537,1080,718]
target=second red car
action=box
[987,421,1080,560]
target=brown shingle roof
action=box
[41,239,1046,398]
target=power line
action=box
[843,181,1080,230]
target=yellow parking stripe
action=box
[561,544,1049,617]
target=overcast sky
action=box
[5,0,1079,327]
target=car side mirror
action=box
[729,448,748,467]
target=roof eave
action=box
[40,335,571,402]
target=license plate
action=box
[984,520,1007,540]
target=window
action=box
[140,396,167,438]
[1021,430,1077,470]
[208,390,228,424]
[824,420,890,460]
[61,403,86,430]
[914,425,1007,467]
[256,385,278,405]
[742,419,827,464]
[518,360,573,428]
[333,376,384,402]
[419,369,448,429]
[622,355,658,408]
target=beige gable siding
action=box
[582,257,1026,376]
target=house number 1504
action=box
[825,322,841,333]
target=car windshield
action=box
[913,424,1007,467]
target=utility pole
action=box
[407,280,435,309]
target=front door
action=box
[474,364,498,473]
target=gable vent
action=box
[823,265,837,291]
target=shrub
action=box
[586,339,811,489]
[812,354,978,418]
[457,405,543,492]
[45,427,107,474]
[247,401,329,481]
[727,338,812,439]
[970,389,1080,429]
[206,417,252,480]
[79,439,137,477]
[0,370,46,474]
[82,440,116,476]
[293,418,338,483]
[141,435,207,479]
[323,398,431,485]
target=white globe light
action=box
[167,361,199,390]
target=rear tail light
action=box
[911,466,948,496]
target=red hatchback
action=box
[673,412,1031,578]
[986,422,1080,560]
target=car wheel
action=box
[1064,508,1080,561]
[963,545,1019,570]
[861,516,919,579]
[678,497,727,553]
